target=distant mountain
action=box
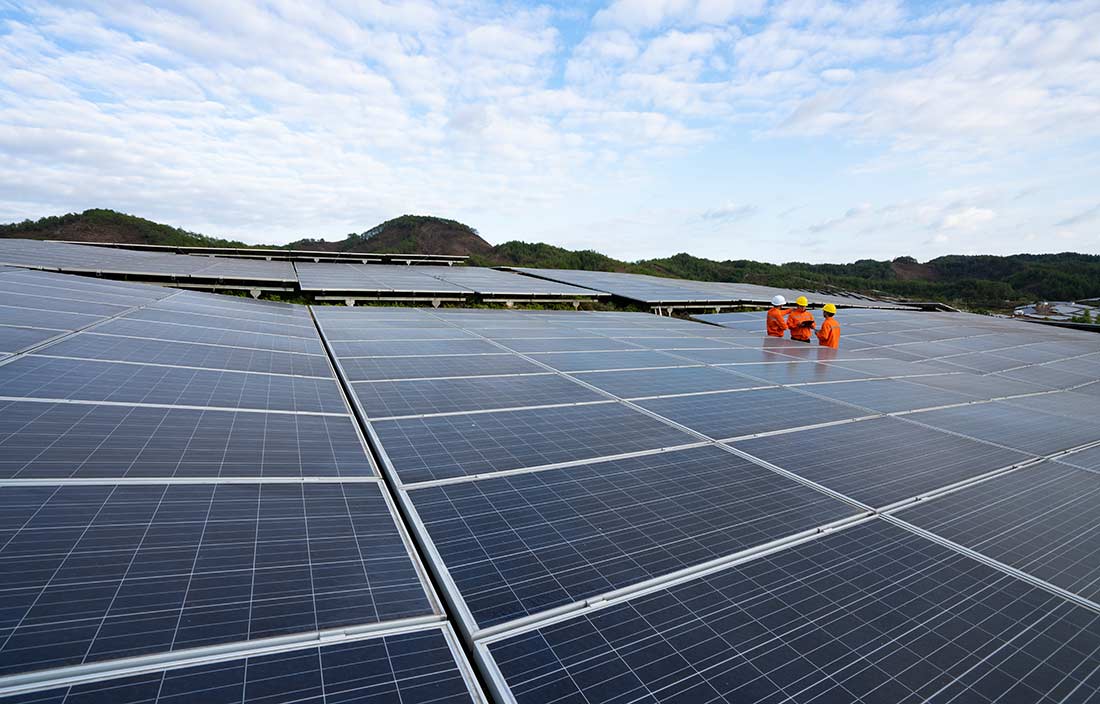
[4,209,1100,310]
[0,209,247,247]
[285,215,493,257]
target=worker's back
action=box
[766,307,789,337]
[817,316,840,348]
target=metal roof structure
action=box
[1,268,1099,704]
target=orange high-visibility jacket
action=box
[787,309,815,341]
[817,316,840,348]
[766,307,791,337]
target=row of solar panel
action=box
[5,271,1099,704]
[510,266,901,307]
[0,240,603,298]
[0,273,485,702]
[313,305,1100,702]
[2,239,920,308]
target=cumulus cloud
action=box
[0,0,1097,262]
[701,202,758,222]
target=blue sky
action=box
[0,0,1097,263]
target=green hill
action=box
[0,209,248,247]
[4,209,1100,310]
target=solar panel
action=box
[122,308,318,338]
[1059,445,1100,471]
[660,347,801,364]
[340,353,544,381]
[370,402,699,484]
[902,371,1049,400]
[799,377,978,413]
[0,307,104,330]
[496,337,645,353]
[910,402,1100,456]
[330,338,504,357]
[525,350,687,372]
[0,293,130,318]
[732,416,1031,507]
[6,625,479,703]
[482,519,1100,704]
[719,361,874,386]
[0,482,434,677]
[636,386,870,439]
[352,373,604,418]
[408,444,861,628]
[0,400,374,479]
[995,365,1098,390]
[93,318,325,354]
[0,327,61,356]
[569,366,761,399]
[898,461,1100,602]
[322,326,475,341]
[0,357,347,413]
[39,334,334,377]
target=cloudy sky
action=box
[1,0,1098,263]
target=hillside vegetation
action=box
[4,209,1099,310]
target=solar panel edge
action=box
[0,620,482,702]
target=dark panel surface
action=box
[372,402,698,484]
[911,402,1100,456]
[0,401,374,478]
[411,445,860,627]
[570,366,759,398]
[41,334,334,377]
[800,378,977,413]
[0,357,346,413]
[0,483,431,676]
[93,318,324,354]
[7,627,476,704]
[637,387,868,440]
[353,373,603,418]
[900,462,1100,601]
[733,416,1031,507]
[341,353,543,381]
[488,520,1100,704]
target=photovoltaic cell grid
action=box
[0,271,480,702]
[483,519,1100,704]
[897,461,1100,603]
[6,626,476,704]
[0,483,430,676]
[408,445,862,628]
[0,269,169,356]
[7,270,1100,703]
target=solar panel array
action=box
[0,239,295,283]
[510,267,901,308]
[0,272,483,702]
[297,262,602,298]
[314,302,1100,702]
[4,268,1100,704]
[3,239,913,307]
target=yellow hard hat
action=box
[795,296,809,307]
[823,303,837,314]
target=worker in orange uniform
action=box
[766,295,791,337]
[786,296,815,343]
[817,303,840,348]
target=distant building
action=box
[1014,300,1099,322]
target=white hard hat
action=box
[771,295,786,307]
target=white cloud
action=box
[0,0,1097,263]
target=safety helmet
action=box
[771,295,786,307]
[795,296,809,307]
[823,303,837,314]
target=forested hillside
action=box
[4,209,1099,310]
